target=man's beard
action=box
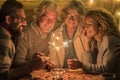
[9,23,22,37]
[9,23,23,47]
[12,29,22,37]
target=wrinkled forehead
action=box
[45,10,57,18]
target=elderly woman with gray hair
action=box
[48,0,86,69]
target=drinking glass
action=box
[51,68,65,80]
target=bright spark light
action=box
[63,41,68,47]
[52,33,55,37]
[49,33,71,52]
[55,46,60,51]
[56,36,60,40]
[51,42,55,46]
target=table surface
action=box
[29,69,105,80]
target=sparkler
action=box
[49,32,71,68]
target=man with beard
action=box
[0,0,48,80]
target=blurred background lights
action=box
[89,0,94,3]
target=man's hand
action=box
[31,52,49,70]
[47,61,57,70]
[67,59,83,69]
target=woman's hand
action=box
[82,29,91,51]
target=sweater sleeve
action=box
[12,32,29,68]
[0,37,15,80]
[82,48,117,74]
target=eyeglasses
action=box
[66,14,79,21]
[11,16,26,22]
[68,14,78,19]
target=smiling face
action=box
[84,16,99,38]
[9,9,26,35]
[65,8,79,29]
[39,10,57,33]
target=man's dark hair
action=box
[0,0,23,23]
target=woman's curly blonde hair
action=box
[85,8,120,37]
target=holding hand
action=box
[31,52,49,70]
[47,61,57,70]
[67,59,83,69]
[81,28,92,51]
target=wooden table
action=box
[29,69,105,80]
